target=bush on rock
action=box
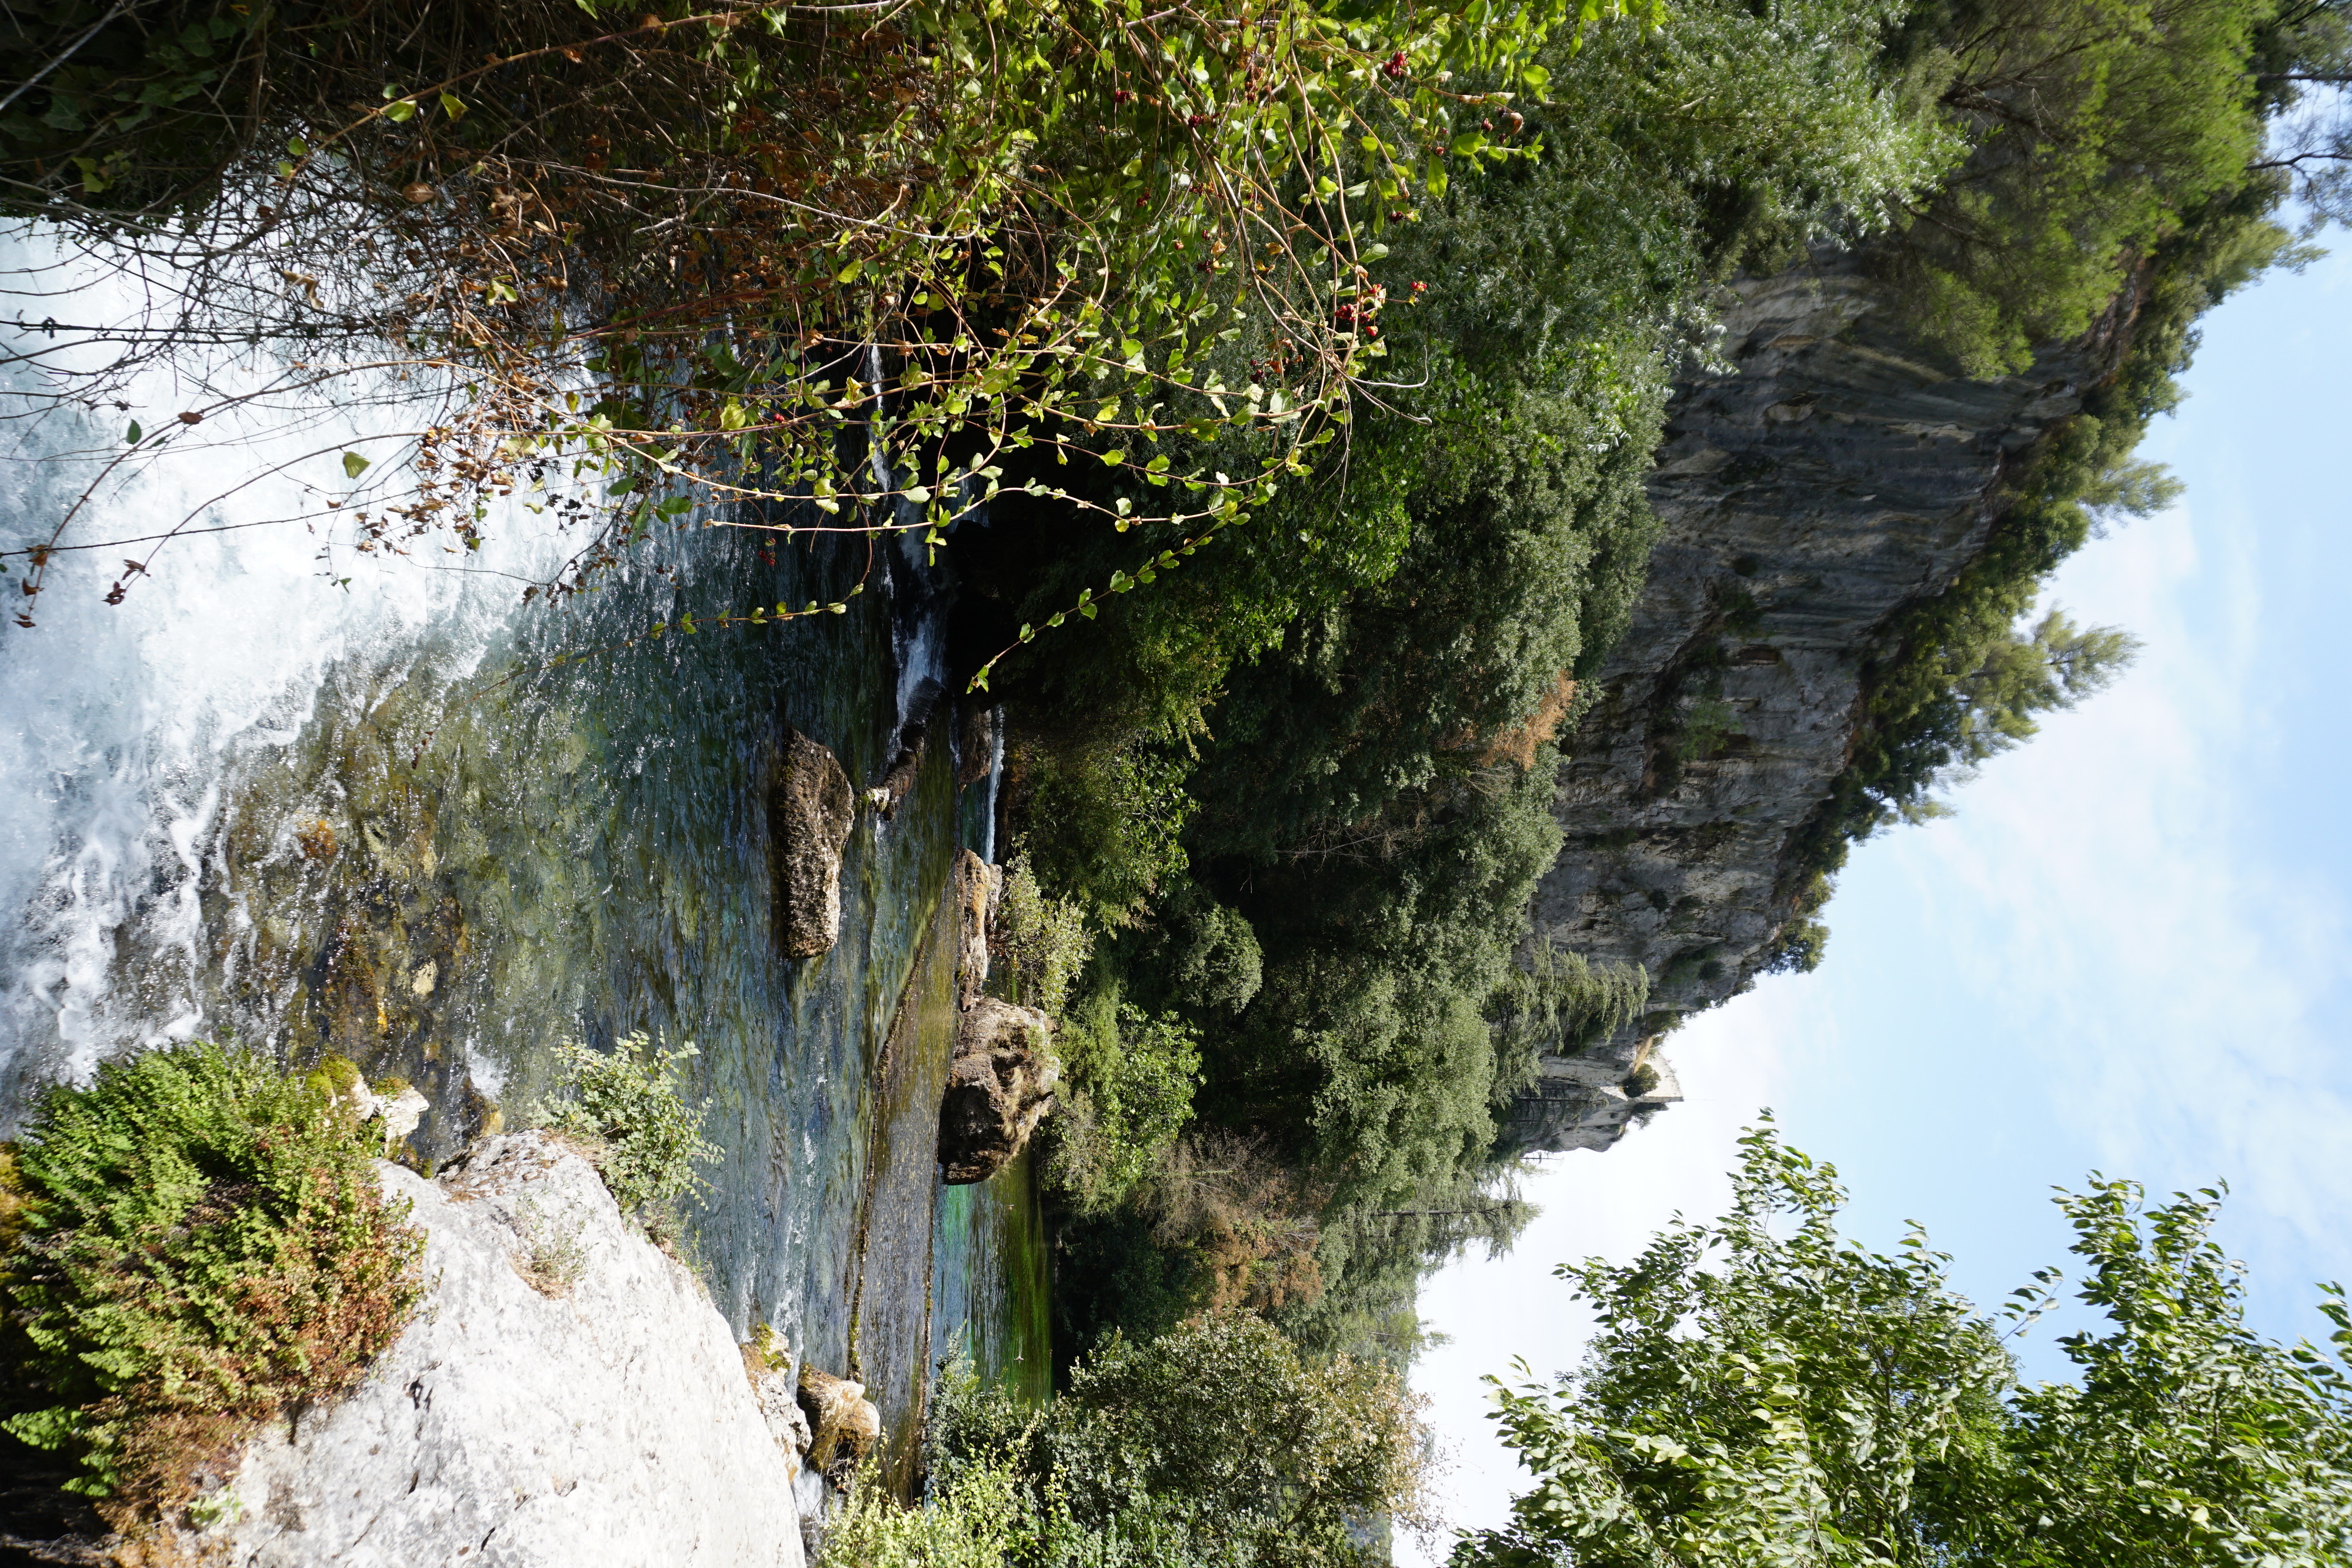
[0,1041,424,1529]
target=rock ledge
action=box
[190,1132,804,1568]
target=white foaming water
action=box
[0,242,563,1099]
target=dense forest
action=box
[970,0,2351,1362]
[6,0,2352,1551]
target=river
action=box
[0,289,1050,1483]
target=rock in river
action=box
[938,998,1058,1184]
[953,848,997,1012]
[770,727,856,959]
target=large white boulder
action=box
[192,1132,804,1568]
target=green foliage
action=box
[1042,993,1203,1215]
[2257,0,2352,225]
[529,1034,717,1215]
[0,1042,423,1527]
[823,1439,1035,1568]
[1455,1124,2352,1567]
[1980,1179,2352,1565]
[4,0,1645,629]
[1050,1211,1206,1369]
[1206,756,1567,1203]
[0,0,273,213]
[1491,945,1651,1104]
[981,0,1955,1251]
[1879,0,2285,377]
[1760,918,1831,977]
[1278,1164,1537,1360]
[1125,882,1265,1020]
[990,855,1095,1020]
[1022,747,1197,931]
[913,1315,1432,1568]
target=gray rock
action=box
[938,999,1058,1184]
[192,1132,804,1568]
[953,849,997,1012]
[1505,245,2147,1155]
[770,728,855,959]
[873,681,945,821]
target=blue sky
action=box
[1403,240,2352,1561]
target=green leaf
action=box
[125,421,141,444]
[439,91,468,120]
[385,98,417,122]
[340,452,370,479]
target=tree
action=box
[1454,1124,2352,1568]
[861,1312,1433,1568]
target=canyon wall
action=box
[1503,247,2141,1154]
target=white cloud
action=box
[1874,472,2352,1337]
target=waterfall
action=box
[0,249,563,1106]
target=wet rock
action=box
[189,1132,804,1568]
[796,1366,881,1479]
[938,999,1058,1185]
[870,681,944,821]
[307,1055,434,1155]
[770,727,856,959]
[956,703,997,788]
[744,1339,812,1487]
[953,849,998,1011]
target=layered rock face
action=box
[191,1134,806,1568]
[1504,248,2137,1154]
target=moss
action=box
[302,1051,365,1108]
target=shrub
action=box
[529,1034,717,1215]
[989,855,1095,1021]
[0,1042,424,1528]
[916,1318,1434,1568]
[1043,995,1202,1215]
[1144,1131,1327,1316]
[821,1445,1034,1568]
[1491,944,1651,1104]
[1021,744,1197,931]
[1044,1313,1435,1568]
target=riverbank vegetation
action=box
[990,0,2348,1366]
[828,1313,1432,1567]
[0,1042,423,1530]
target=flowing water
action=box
[0,313,1049,1467]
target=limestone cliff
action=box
[1502,247,2143,1154]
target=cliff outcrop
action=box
[1504,248,2141,1154]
